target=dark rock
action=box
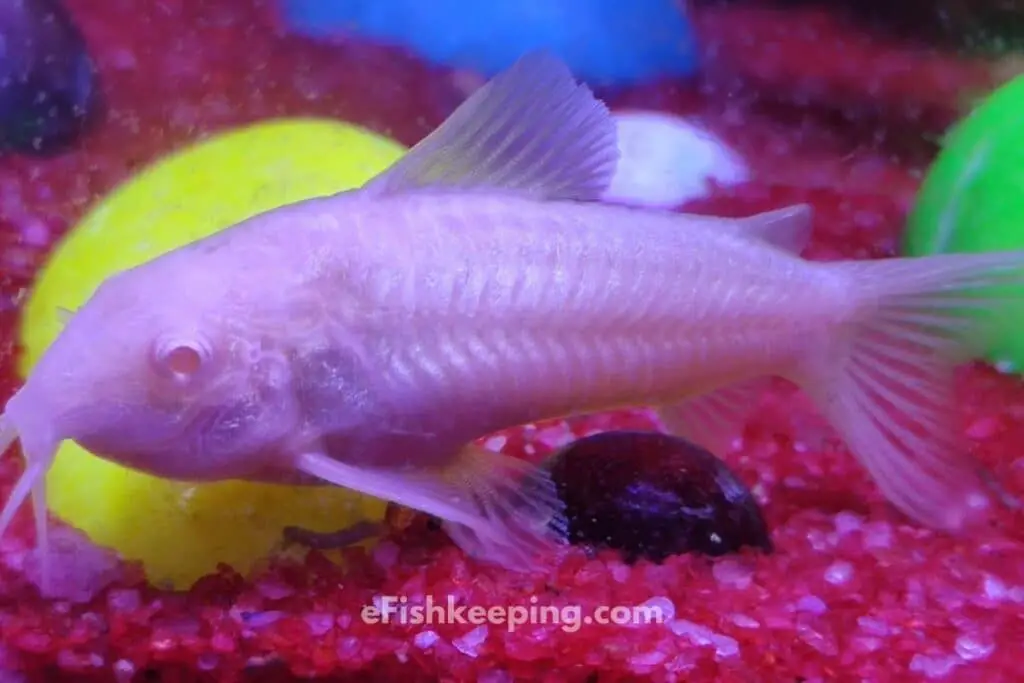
[545,430,772,562]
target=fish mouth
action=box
[0,393,61,593]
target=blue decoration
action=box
[278,0,699,87]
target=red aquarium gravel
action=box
[3,1,1024,681]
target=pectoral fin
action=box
[294,445,568,570]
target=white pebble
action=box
[604,111,749,209]
[833,511,863,535]
[852,636,883,653]
[107,589,141,613]
[482,435,507,452]
[904,579,928,610]
[982,574,1009,602]
[795,594,828,615]
[965,490,992,514]
[856,616,890,637]
[19,218,50,247]
[667,618,741,659]
[862,522,893,549]
[610,563,631,583]
[535,424,575,449]
[113,659,135,683]
[303,613,334,637]
[245,611,285,629]
[955,633,995,662]
[729,613,761,629]
[797,624,838,656]
[909,653,962,679]
[640,596,676,623]
[413,630,440,649]
[712,634,741,659]
[452,626,489,658]
[669,619,715,646]
[824,561,854,585]
[712,558,754,589]
[805,529,833,552]
[629,650,668,667]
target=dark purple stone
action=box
[0,0,100,153]
[545,430,772,562]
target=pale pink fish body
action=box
[161,192,823,447]
[1,51,1022,592]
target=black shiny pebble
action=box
[0,0,100,154]
[544,430,772,562]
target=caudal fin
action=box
[794,251,1024,530]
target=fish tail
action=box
[792,251,1024,530]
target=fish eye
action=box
[152,335,212,383]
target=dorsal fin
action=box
[361,51,619,202]
[727,204,814,254]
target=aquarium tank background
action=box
[0,0,1023,681]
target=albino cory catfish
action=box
[1,51,1022,588]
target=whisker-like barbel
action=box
[0,413,23,542]
[0,420,32,542]
[0,412,16,456]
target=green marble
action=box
[905,75,1024,372]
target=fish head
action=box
[3,256,301,485]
